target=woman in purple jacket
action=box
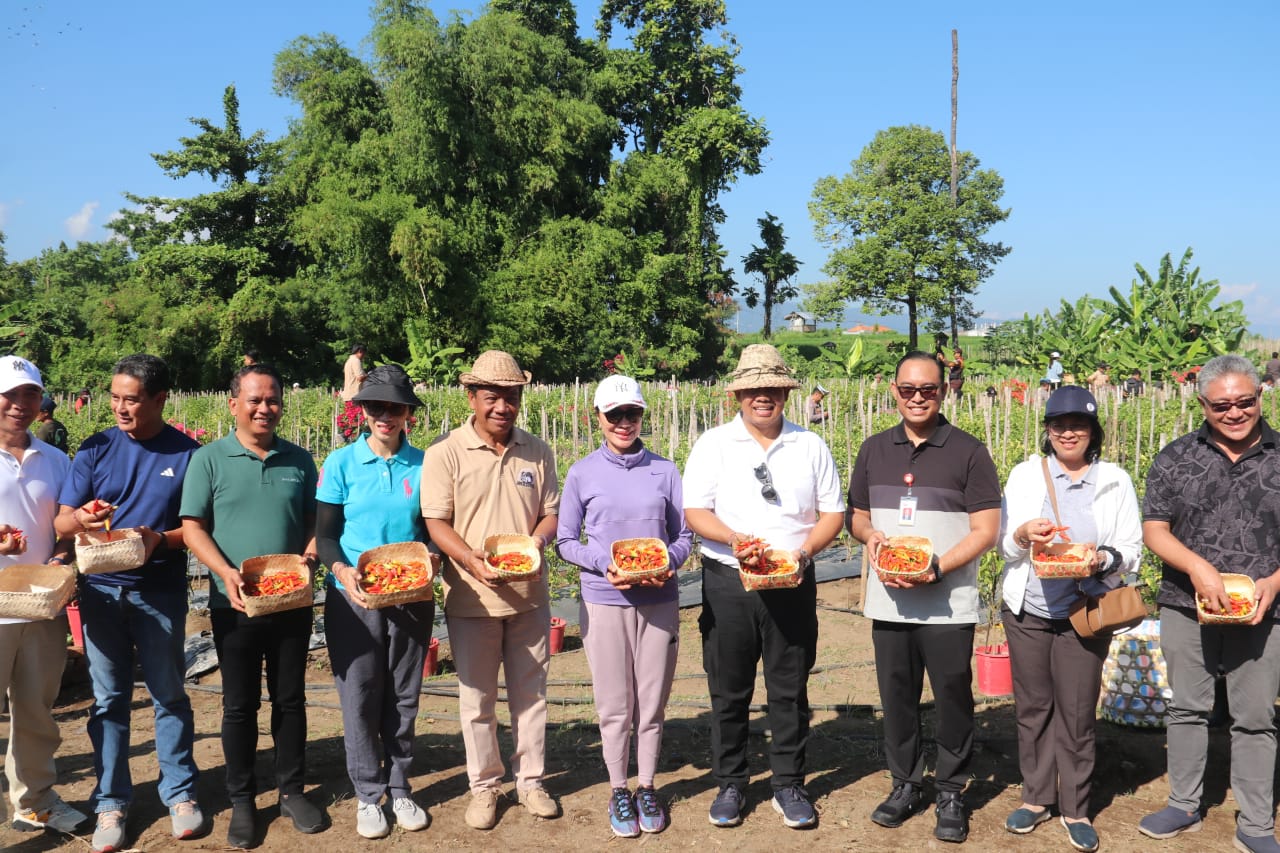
[556,375,693,839]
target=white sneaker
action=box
[355,801,389,839]
[392,797,429,832]
[13,797,89,834]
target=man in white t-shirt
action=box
[0,355,85,835]
[683,345,845,831]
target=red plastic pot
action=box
[549,616,566,655]
[975,642,1013,697]
[422,636,439,677]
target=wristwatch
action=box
[928,554,943,584]
[797,548,812,567]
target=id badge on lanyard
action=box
[898,472,917,526]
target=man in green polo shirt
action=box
[180,364,325,847]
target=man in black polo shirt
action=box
[847,351,1001,844]
[1138,355,1280,853]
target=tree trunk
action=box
[907,292,919,350]
[949,30,961,345]
[763,296,773,339]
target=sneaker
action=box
[1138,805,1202,839]
[356,801,389,839]
[772,785,817,829]
[517,786,560,819]
[279,793,325,834]
[465,788,499,830]
[870,782,922,828]
[91,809,127,853]
[392,797,429,832]
[934,792,969,843]
[1062,817,1100,852]
[634,786,668,834]
[13,797,88,834]
[1235,828,1280,853]
[227,803,256,849]
[608,788,640,838]
[708,784,744,827]
[169,799,206,840]
[1005,806,1052,834]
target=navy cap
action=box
[40,395,56,413]
[1045,385,1097,419]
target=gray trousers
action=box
[326,589,434,804]
[1162,606,1280,835]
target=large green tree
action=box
[809,124,1010,349]
[741,212,800,339]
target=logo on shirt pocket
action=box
[517,469,535,488]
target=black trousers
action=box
[699,558,817,790]
[211,606,313,802]
[871,620,975,793]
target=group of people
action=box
[1,341,1278,852]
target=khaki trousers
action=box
[446,606,550,793]
[0,616,69,817]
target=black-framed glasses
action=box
[362,401,409,418]
[754,463,778,502]
[894,383,941,401]
[1200,396,1258,414]
[603,407,644,424]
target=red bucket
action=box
[549,616,566,655]
[422,636,439,677]
[975,643,1012,697]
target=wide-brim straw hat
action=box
[459,350,532,387]
[725,344,801,392]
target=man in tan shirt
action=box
[421,351,560,831]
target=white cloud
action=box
[1219,282,1258,300]
[64,201,100,239]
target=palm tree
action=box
[742,212,801,339]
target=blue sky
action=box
[3,1,1277,335]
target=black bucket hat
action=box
[352,364,420,408]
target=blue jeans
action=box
[80,583,199,813]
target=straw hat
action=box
[725,344,800,392]
[459,350,532,387]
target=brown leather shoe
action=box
[517,786,560,819]
[464,789,500,830]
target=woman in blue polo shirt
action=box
[315,364,435,839]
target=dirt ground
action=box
[0,577,1258,852]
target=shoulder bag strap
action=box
[1040,456,1063,528]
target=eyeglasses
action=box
[1200,396,1258,414]
[894,383,941,401]
[363,402,409,418]
[1047,422,1092,437]
[754,463,779,502]
[603,407,644,424]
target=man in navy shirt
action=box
[55,354,205,853]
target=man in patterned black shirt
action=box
[1138,354,1280,853]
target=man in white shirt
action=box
[0,355,85,835]
[683,344,845,830]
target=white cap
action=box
[594,375,647,412]
[1050,351,1062,358]
[815,383,830,395]
[0,356,43,394]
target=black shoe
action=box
[870,782,922,828]
[227,803,256,849]
[708,785,744,828]
[279,793,326,834]
[934,792,969,843]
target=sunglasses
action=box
[1200,396,1258,414]
[603,407,644,424]
[894,383,941,401]
[754,463,779,502]
[1047,421,1092,437]
[362,402,409,418]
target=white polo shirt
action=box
[683,415,845,562]
[0,436,70,625]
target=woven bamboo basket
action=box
[74,528,146,574]
[484,534,542,580]
[1032,542,1097,579]
[357,541,436,609]
[0,563,77,620]
[1197,573,1256,625]
[873,535,934,583]
[739,548,803,591]
[611,537,671,583]
[240,554,313,618]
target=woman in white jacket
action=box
[999,386,1143,853]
